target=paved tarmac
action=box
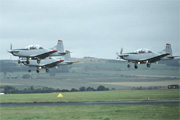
[0,100,179,107]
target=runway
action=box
[1,100,179,107]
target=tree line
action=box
[1,85,109,94]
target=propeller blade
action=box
[10,44,12,50]
[116,52,119,55]
[120,48,123,54]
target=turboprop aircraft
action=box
[8,40,66,64]
[22,58,64,73]
[22,50,77,73]
[117,43,178,69]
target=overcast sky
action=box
[0,0,179,60]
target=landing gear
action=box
[127,64,130,68]
[36,69,40,73]
[147,63,151,68]
[18,60,21,64]
[26,60,29,64]
[37,59,41,64]
[28,69,31,72]
[134,64,138,69]
[45,68,49,72]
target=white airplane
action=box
[8,40,66,64]
[117,43,178,69]
[23,58,64,73]
[22,50,77,73]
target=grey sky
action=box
[0,0,179,59]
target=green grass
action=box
[0,89,179,103]
[0,104,179,120]
[0,90,179,120]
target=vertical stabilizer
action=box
[163,43,173,56]
[65,50,72,61]
[56,40,64,52]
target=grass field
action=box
[0,89,179,103]
[0,61,180,120]
[1,104,179,120]
[0,90,180,120]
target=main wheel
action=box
[28,69,31,72]
[147,63,151,68]
[127,64,130,68]
[37,59,40,64]
[36,69,39,73]
[46,69,49,72]
[26,60,29,64]
[134,64,138,69]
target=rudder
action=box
[164,43,173,56]
[65,50,72,61]
[56,40,64,52]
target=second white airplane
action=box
[22,50,76,73]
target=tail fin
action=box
[163,43,173,56]
[64,50,72,61]
[52,40,64,52]
[57,40,64,52]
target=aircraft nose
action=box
[8,50,13,53]
[8,50,19,54]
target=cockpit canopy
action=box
[135,49,152,54]
[25,45,43,50]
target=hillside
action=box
[0,58,179,90]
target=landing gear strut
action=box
[46,68,49,72]
[37,59,41,64]
[147,63,151,68]
[26,60,29,64]
[18,60,21,64]
[134,64,138,69]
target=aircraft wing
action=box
[168,56,180,59]
[42,60,64,68]
[140,53,170,63]
[30,50,57,59]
